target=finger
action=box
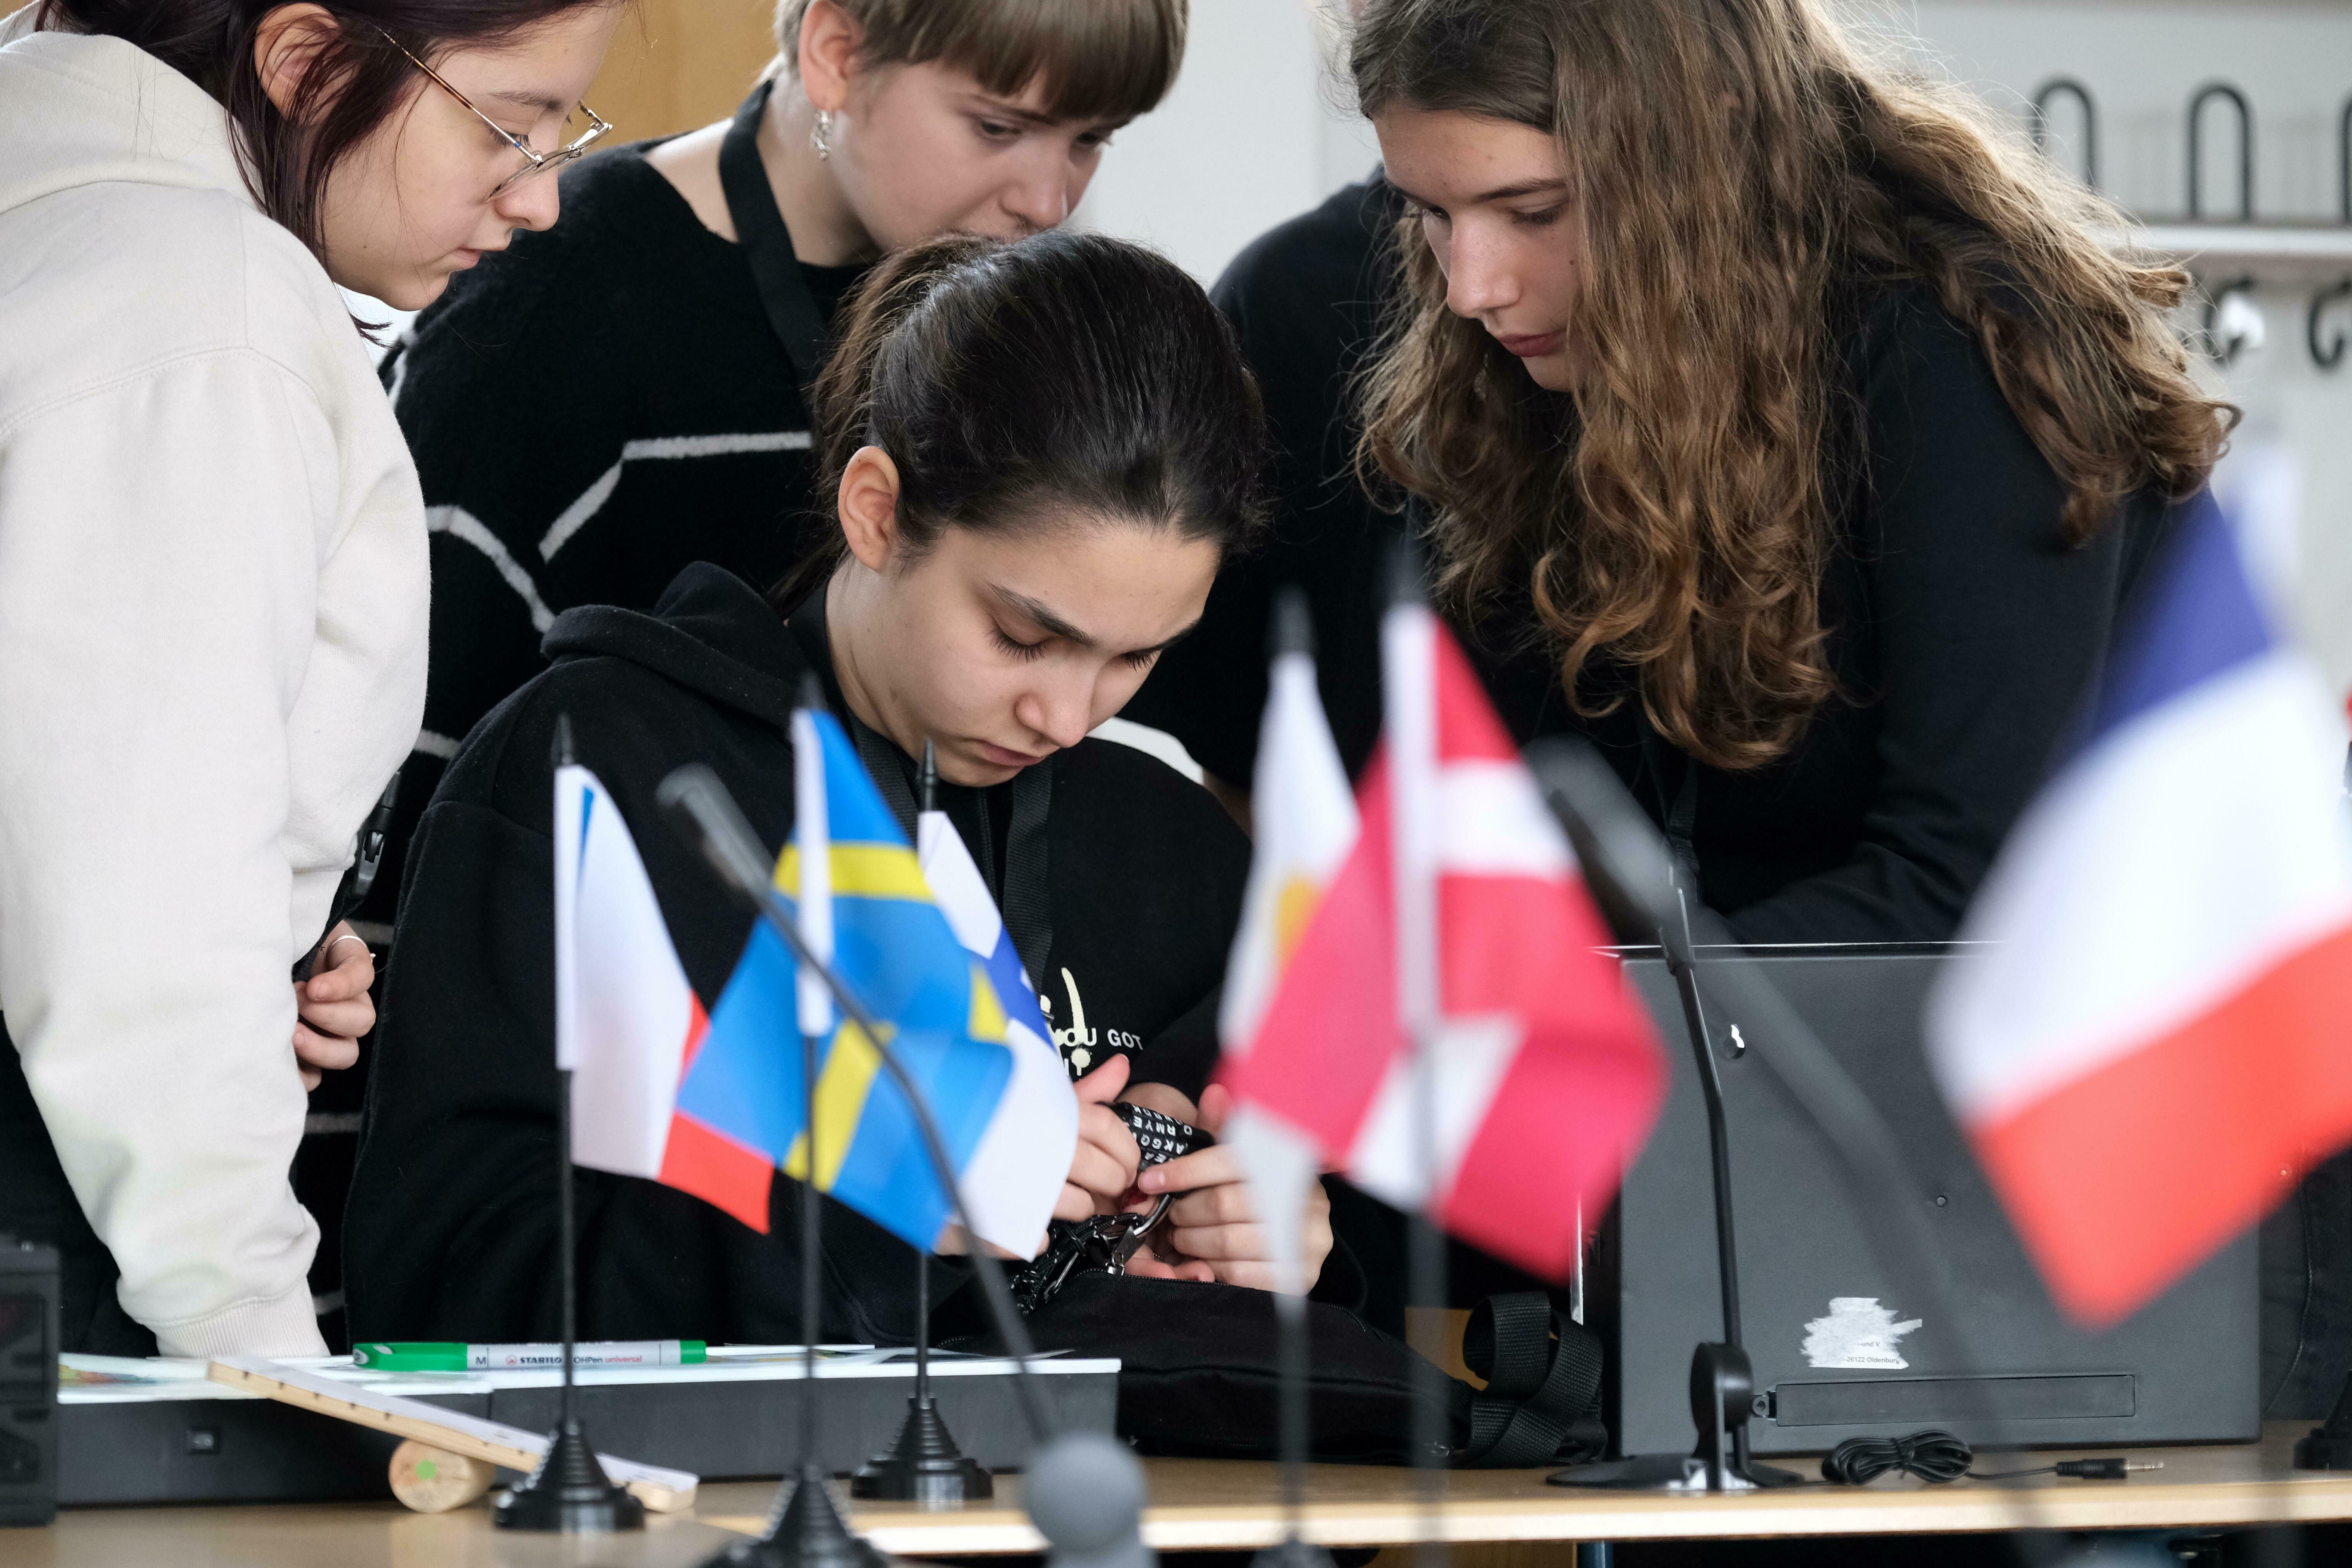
[296,995,375,1038]
[1138,1143,1240,1196]
[1053,1184,1096,1224]
[305,939,376,1001]
[299,1065,323,1093]
[1162,1182,1259,1228]
[1118,1082,1199,1125]
[292,1025,360,1072]
[1176,1258,1218,1284]
[1197,1081,1234,1135]
[1065,1143,1133,1205]
[1072,1052,1132,1106]
[1209,1261,1280,1292]
[1123,1251,1182,1281]
[1164,1221,1270,1263]
[1074,1107,1140,1190]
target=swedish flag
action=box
[672,707,1038,1252]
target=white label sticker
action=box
[1801,1297,1923,1370]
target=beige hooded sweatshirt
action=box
[0,9,428,1355]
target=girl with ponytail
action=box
[0,0,623,1355]
[347,232,1337,1345]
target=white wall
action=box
[1075,0,1376,286]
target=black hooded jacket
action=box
[343,564,1249,1343]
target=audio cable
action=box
[1820,1430,2163,1486]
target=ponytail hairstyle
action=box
[34,0,621,264]
[1352,0,2230,772]
[776,230,1268,608]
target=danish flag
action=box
[1220,595,1667,1280]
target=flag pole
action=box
[663,760,1155,1568]
[854,740,990,1504]
[1248,593,1336,1568]
[498,713,645,1533]
[709,679,892,1568]
[1384,546,1448,1568]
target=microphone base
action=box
[851,1397,994,1503]
[492,1421,646,1532]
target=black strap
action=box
[844,710,1057,987]
[719,79,830,381]
[1638,728,1702,890]
[1459,1291,1606,1468]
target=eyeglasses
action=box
[378,27,611,196]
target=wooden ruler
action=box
[206,1356,699,1512]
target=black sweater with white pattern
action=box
[366,143,864,925]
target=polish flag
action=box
[554,762,772,1231]
[1927,485,2352,1325]
[1220,597,1667,1280]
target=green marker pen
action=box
[352,1340,707,1372]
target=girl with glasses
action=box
[346,233,1338,1347]
[0,0,623,1358]
[365,0,1187,939]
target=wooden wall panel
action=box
[587,0,783,145]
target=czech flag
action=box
[1927,487,2352,1325]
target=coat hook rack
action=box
[2188,82,2254,223]
[2311,279,2352,371]
[2029,77,2100,192]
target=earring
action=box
[811,108,834,160]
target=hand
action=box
[1056,1054,1141,1223]
[293,923,374,1092]
[1125,1083,1333,1294]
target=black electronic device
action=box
[0,1238,60,1528]
[1602,944,2259,1457]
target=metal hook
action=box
[2029,77,2100,191]
[2312,279,2352,371]
[2339,95,2350,225]
[2187,82,2254,222]
[2204,275,2261,366]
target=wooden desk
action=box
[21,1424,2352,1566]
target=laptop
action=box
[1594,943,2258,1457]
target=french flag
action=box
[1927,488,2352,1326]
[554,763,773,1231]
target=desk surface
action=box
[22,1424,2352,1566]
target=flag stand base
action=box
[1251,1535,1337,1568]
[1549,1343,1801,1493]
[493,1421,647,1532]
[851,1396,994,1502]
[707,1465,896,1568]
[2295,1373,2352,1469]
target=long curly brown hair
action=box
[1352,0,2230,771]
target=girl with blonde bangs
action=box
[1351,0,2229,942]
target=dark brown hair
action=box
[1352,0,2230,771]
[769,0,1187,123]
[774,230,1268,607]
[36,0,619,263]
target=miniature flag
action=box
[674,705,1070,1256]
[1927,486,2352,1325]
[1219,595,1360,1294]
[1220,597,1668,1280]
[552,762,765,1222]
[916,801,1077,1257]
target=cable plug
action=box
[2052,1458,2160,1481]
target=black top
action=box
[365,138,865,926]
[1138,180,2175,944]
[1124,173,1405,784]
[343,564,1249,1342]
